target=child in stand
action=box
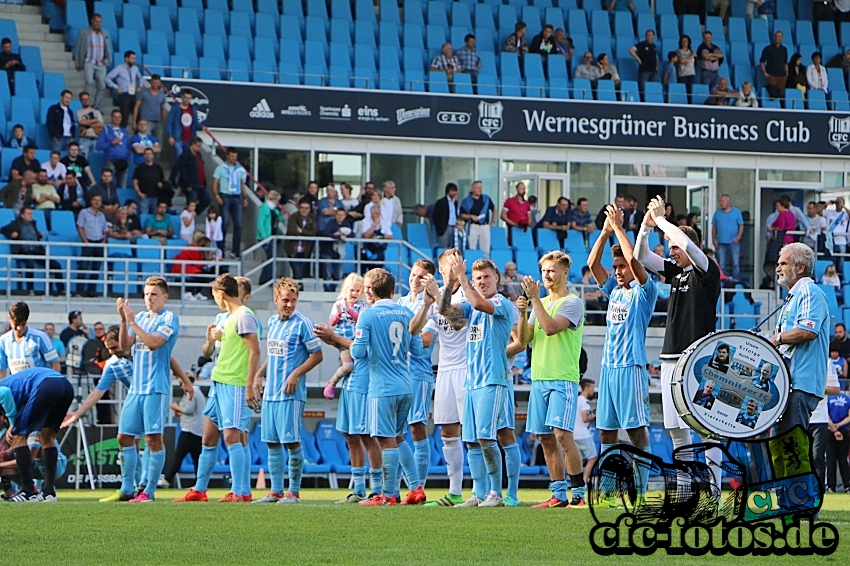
[323,273,367,399]
[452,217,468,251]
[206,206,224,252]
[180,200,197,243]
[823,264,842,296]
[663,51,678,90]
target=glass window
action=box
[823,171,844,189]
[569,162,609,215]
[315,152,366,193]
[614,164,712,178]
[257,149,308,196]
[758,169,821,183]
[369,154,421,223]
[477,158,500,206]
[503,160,566,173]
[424,157,475,206]
[717,168,756,285]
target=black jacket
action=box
[432,195,458,237]
[1,216,43,253]
[177,149,203,190]
[46,103,76,140]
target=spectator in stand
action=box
[177,137,210,214]
[570,197,595,237]
[501,182,533,241]
[552,29,574,61]
[61,142,95,188]
[696,31,724,90]
[711,194,744,281]
[96,109,131,188]
[750,0,775,19]
[319,207,352,291]
[529,24,556,64]
[167,89,200,183]
[359,206,391,273]
[132,147,166,214]
[211,148,249,259]
[787,53,807,94]
[285,199,317,281]
[822,264,842,297]
[104,50,142,128]
[74,13,110,109]
[459,180,495,258]
[5,124,34,150]
[503,21,529,54]
[540,196,572,248]
[0,170,34,216]
[60,310,89,347]
[302,180,320,214]
[145,201,173,244]
[87,168,119,218]
[133,73,167,144]
[46,90,76,154]
[676,35,697,95]
[381,180,403,227]
[827,198,850,273]
[74,194,107,297]
[283,190,302,219]
[179,201,196,243]
[827,49,850,80]
[706,77,738,105]
[807,52,829,92]
[130,119,161,165]
[430,43,461,90]
[43,324,66,360]
[804,200,828,252]
[205,207,223,251]
[834,323,850,361]
[339,182,358,211]
[107,205,141,242]
[580,266,609,325]
[258,190,288,284]
[663,51,678,89]
[826,387,850,493]
[528,195,542,225]
[0,207,63,295]
[171,235,215,300]
[760,32,789,98]
[630,30,659,99]
[451,217,467,250]
[57,171,85,215]
[31,170,60,212]
[712,0,730,20]
[41,152,66,187]
[455,34,482,84]
[768,196,797,245]
[75,91,103,158]
[735,82,759,107]
[124,199,143,234]
[360,191,384,233]
[574,51,601,83]
[0,37,24,95]
[606,0,636,12]
[433,182,459,249]
[597,54,620,89]
[675,0,702,16]
[624,196,644,236]
[10,146,41,181]
[498,261,522,301]
[316,185,344,232]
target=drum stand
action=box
[59,368,96,490]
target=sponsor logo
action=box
[828,116,850,152]
[396,107,431,125]
[169,85,210,123]
[437,111,471,125]
[320,104,352,120]
[280,105,312,117]
[357,105,389,122]
[249,98,275,119]
[478,101,503,138]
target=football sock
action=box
[352,466,367,497]
[41,446,58,495]
[442,437,463,496]
[480,441,503,498]
[227,443,245,496]
[288,445,304,495]
[120,446,138,496]
[599,443,618,496]
[13,446,34,495]
[382,448,400,498]
[503,443,520,501]
[397,440,419,492]
[134,447,143,486]
[413,439,430,489]
[241,442,252,496]
[669,428,693,493]
[570,473,586,500]
[369,467,383,495]
[194,445,217,492]
[703,443,723,499]
[466,444,487,500]
[550,480,568,502]
[268,445,284,494]
[144,450,166,498]
[139,446,150,486]
[634,444,652,496]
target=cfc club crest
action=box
[828,116,850,152]
[478,101,503,138]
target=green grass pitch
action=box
[0,489,848,565]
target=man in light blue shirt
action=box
[105,50,143,128]
[710,193,744,281]
[316,185,344,232]
[212,148,248,259]
[75,194,108,297]
[129,119,160,165]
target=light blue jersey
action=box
[0,328,59,374]
[460,294,516,389]
[129,309,179,395]
[398,292,436,383]
[330,299,367,341]
[97,355,132,391]
[775,277,830,397]
[600,276,658,368]
[351,299,412,398]
[264,311,322,402]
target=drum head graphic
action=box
[673,331,790,440]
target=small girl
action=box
[323,273,367,399]
[823,264,842,301]
[180,201,197,243]
[206,207,224,252]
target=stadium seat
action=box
[510,227,534,252]
[668,82,688,104]
[490,249,514,272]
[596,79,617,101]
[691,83,710,105]
[808,89,827,110]
[490,226,509,251]
[784,88,804,109]
[536,229,562,252]
[833,90,850,111]
[515,250,539,278]
[644,82,664,103]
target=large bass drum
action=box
[671,330,790,440]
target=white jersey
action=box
[425,286,468,371]
[811,360,840,424]
[574,395,592,440]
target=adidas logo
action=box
[249,98,275,119]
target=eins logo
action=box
[828,116,850,152]
[250,98,275,119]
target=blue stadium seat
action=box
[733,64,754,89]
[500,51,522,79]
[332,18,353,46]
[256,17,278,44]
[691,83,710,104]
[41,73,65,100]
[510,227,534,252]
[428,71,449,92]
[819,21,839,47]
[730,42,751,66]
[567,8,587,36]
[305,15,326,43]
[798,44,818,63]
[522,6,542,31]
[228,60,251,82]
[549,77,570,98]
[761,87,780,107]
[10,97,35,135]
[281,15,304,42]
[525,76,545,98]
[596,79,617,101]
[119,29,143,65]
[252,59,277,82]
[283,0,305,20]
[808,89,828,110]
[490,250,514,273]
[230,12,254,53]
[796,20,816,46]
[403,23,424,51]
[833,90,850,111]
[704,16,725,43]
[490,226,509,251]
[331,0,352,20]
[379,0,400,24]
[380,22,401,50]
[14,72,38,103]
[229,36,251,65]
[750,18,769,44]
[64,2,87,46]
[177,9,202,51]
[330,46,352,72]
[524,53,545,80]
[203,35,227,69]
[536,229,562,252]
[355,0,378,28]
[668,82,688,104]
[425,24,446,53]
[573,78,592,99]
[175,31,199,68]
[356,19,378,48]
[784,88,804,109]
[515,250,539,280]
[474,3,494,28]
[828,68,846,92]
[354,43,377,72]
[658,14,677,40]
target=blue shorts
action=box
[261,399,303,444]
[119,393,168,437]
[203,382,250,432]
[13,377,74,436]
[596,365,650,431]
[527,380,578,435]
[461,385,512,443]
[336,388,369,436]
[368,394,411,438]
[408,380,433,425]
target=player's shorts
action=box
[408,380,434,425]
[661,360,688,430]
[526,379,578,435]
[596,365,651,431]
[461,385,512,443]
[336,388,369,436]
[118,393,168,437]
[261,399,303,444]
[433,367,466,425]
[203,382,250,432]
[368,394,411,438]
[12,377,74,436]
[575,437,598,461]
